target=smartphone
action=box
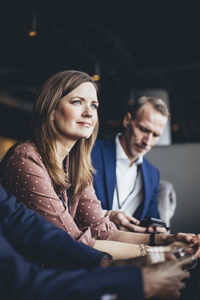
[139,217,167,228]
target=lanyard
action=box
[116,166,140,210]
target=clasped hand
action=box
[166,232,200,258]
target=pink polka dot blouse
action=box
[1,141,117,247]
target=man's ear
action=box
[123,112,132,128]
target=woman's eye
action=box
[91,103,98,109]
[72,100,81,105]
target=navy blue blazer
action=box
[91,137,160,220]
[0,185,144,300]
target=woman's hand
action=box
[190,234,200,257]
[170,241,196,256]
[166,233,200,258]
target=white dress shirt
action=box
[112,134,143,215]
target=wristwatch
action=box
[100,252,114,267]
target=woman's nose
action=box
[82,106,93,118]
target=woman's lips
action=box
[77,122,92,128]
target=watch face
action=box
[102,253,114,260]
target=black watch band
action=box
[149,233,156,246]
[101,252,114,260]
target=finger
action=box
[179,281,187,291]
[178,254,197,269]
[165,252,177,261]
[174,290,181,299]
[118,224,139,232]
[126,215,140,225]
[178,233,196,244]
[184,246,196,255]
[124,224,147,232]
[193,245,200,257]
[118,216,144,231]
[118,225,132,232]
[189,235,196,243]
[196,234,200,239]
[155,226,167,233]
[146,226,155,233]
[178,267,191,280]
[117,216,132,227]
[182,270,190,280]
[180,233,196,237]
[177,236,191,244]
[120,218,132,226]
[170,283,184,299]
[187,235,198,244]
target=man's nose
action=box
[143,133,153,145]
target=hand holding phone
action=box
[139,217,169,231]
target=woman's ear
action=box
[122,112,132,128]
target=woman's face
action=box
[53,82,99,142]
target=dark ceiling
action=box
[0,1,200,142]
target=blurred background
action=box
[0,1,200,233]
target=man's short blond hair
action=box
[128,96,170,119]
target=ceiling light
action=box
[28,9,38,37]
[92,62,101,81]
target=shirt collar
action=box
[115,133,143,165]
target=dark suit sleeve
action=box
[0,234,145,300]
[0,186,104,270]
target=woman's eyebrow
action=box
[72,96,99,104]
[92,100,99,104]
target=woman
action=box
[1,70,199,259]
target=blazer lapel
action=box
[102,138,116,210]
[140,161,151,219]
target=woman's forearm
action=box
[107,229,174,246]
[93,239,141,259]
[93,231,173,259]
[108,229,151,245]
[94,231,199,260]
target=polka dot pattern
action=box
[1,141,117,247]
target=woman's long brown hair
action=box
[31,70,99,198]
